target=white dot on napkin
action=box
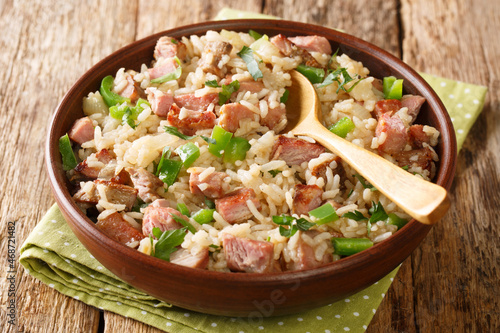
[278,321,284,325]
[72,279,78,283]
[353,312,360,316]
[166,322,172,327]
[364,295,369,299]
[117,302,122,305]
[45,242,50,246]
[344,298,350,302]
[64,242,70,246]
[141,311,147,315]
[344,327,350,331]
[316,316,322,320]
[211,323,217,327]
[297,317,303,321]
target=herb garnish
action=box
[205,80,220,88]
[218,80,240,105]
[318,67,365,93]
[280,89,289,103]
[367,201,389,235]
[171,214,196,234]
[272,215,315,238]
[164,126,216,144]
[354,174,377,191]
[342,210,368,221]
[268,169,282,177]
[150,227,187,261]
[237,46,263,80]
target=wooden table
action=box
[1,0,498,332]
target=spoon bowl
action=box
[286,70,450,224]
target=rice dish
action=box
[62,30,440,273]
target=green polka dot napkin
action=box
[20,9,487,333]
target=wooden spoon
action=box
[285,70,450,224]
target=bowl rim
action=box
[45,19,457,285]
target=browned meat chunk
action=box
[170,248,209,269]
[153,36,187,61]
[119,76,145,103]
[237,79,265,94]
[394,147,434,173]
[142,206,187,237]
[126,167,164,203]
[73,181,99,205]
[150,198,177,208]
[288,35,332,54]
[271,136,325,166]
[148,57,179,80]
[409,124,431,148]
[287,230,333,271]
[215,188,261,224]
[292,184,323,216]
[167,104,216,136]
[173,93,219,111]
[146,88,174,117]
[401,95,426,123]
[96,212,145,246]
[311,156,348,191]
[373,99,402,120]
[375,113,409,155]
[75,148,114,179]
[218,102,256,133]
[69,116,94,145]
[189,169,229,199]
[94,180,138,211]
[199,41,233,77]
[270,34,322,68]
[222,234,276,273]
[260,101,286,131]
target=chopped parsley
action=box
[272,214,315,238]
[280,89,289,103]
[342,210,368,221]
[218,80,240,105]
[237,46,263,80]
[163,126,216,144]
[171,214,196,234]
[268,169,282,177]
[367,201,389,235]
[151,227,187,261]
[318,67,365,93]
[205,80,220,88]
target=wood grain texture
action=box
[1,0,498,332]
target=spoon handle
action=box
[302,122,450,224]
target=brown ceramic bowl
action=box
[45,19,457,317]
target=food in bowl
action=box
[60,29,440,273]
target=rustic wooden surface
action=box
[0,0,498,332]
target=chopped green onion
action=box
[328,116,355,138]
[223,137,251,163]
[170,38,178,44]
[209,244,221,250]
[156,147,171,176]
[332,238,373,256]
[249,29,263,40]
[386,213,409,229]
[327,48,340,68]
[308,203,339,225]
[205,80,220,88]
[342,210,368,221]
[109,103,131,120]
[402,165,409,170]
[150,56,182,84]
[99,75,131,107]
[170,214,196,234]
[237,46,263,81]
[208,125,233,157]
[122,108,137,129]
[218,80,240,105]
[204,198,215,209]
[59,134,78,170]
[192,209,215,224]
[176,203,190,217]
[163,126,216,144]
[151,227,187,261]
[296,64,325,84]
[383,76,404,100]
[280,89,289,103]
[175,142,200,168]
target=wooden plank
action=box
[264,0,401,57]
[374,0,500,331]
[0,0,139,331]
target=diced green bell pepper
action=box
[59,133,78,170]
[328,116,356,138]
[100,75,131,107]
[296,64,325,84]
[386,213,409,230]
[223,137,251,163]
[383,76,404,100]
[208,125,233,157]
[175,142,200,168]
[192,209,215,224]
